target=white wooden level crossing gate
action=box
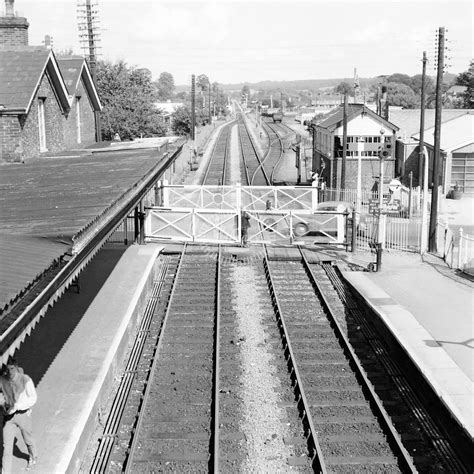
[144,183,348,246]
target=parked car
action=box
[292,201,367,241]
[316,201,367,233]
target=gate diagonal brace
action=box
[242,189,274,208]
[277,189,312,210]
[169,190,201,208]
[194,213,238,241]
[149,211,192,239]
[248,214,288,240]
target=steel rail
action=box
[300,251,417,473]
[124,244,187,473]
[202,121,234,185]
[237,114,270,186]
[236,115,252,186]
[90,258,169,472]
[212,245,222,471]
[222,124,231,185]
[261,120,285,184]
[202,126,223,184]
[263,252,327,473]
[323,262,471,473]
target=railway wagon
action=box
[272,112,283,123]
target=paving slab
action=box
[342,267,474,439]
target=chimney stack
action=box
[1,0,29,47]
[5,0,14,16]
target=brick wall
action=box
[343,158,395,190]
[63,78,96,148]
[313,153,395,191]
[1,73,66,162]
[0,17,29,47]
[0,72,100,162]
[37,73,65,154]
[0,115,21,162]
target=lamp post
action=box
[356,137,363,214]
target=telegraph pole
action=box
[208,80,212,124]
[77,0,101,141]
[419,51,427,187]
[341,92,348,191]
[429,27,445,253]
[419,51,429,253]
[191,74,196,141]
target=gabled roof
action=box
[313,103,399,133]
[412,112,474,153]
[57,57,102,111]
[389,109,471,139]
[0,47,70,114]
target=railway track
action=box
[202,122,234,185]
[265,252,415,472]
[86,245,471,473]
[260,119,286,184]
[236,113,269,186]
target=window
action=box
[38,98,46,152]
[76,97,82,144]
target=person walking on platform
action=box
[0,358,38,473]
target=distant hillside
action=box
[176,73,456,92]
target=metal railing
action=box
[320,186,422,217]
[436,222,474,276]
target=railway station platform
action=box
[340,250,474,441]
[2,243,472,472]
[4,243,163,474]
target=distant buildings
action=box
[154,101,184,128]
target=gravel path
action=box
[232,264,296,472]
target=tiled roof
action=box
[57,57,102,110]
[0,147,171,312]
[412,112,474,152]
[57,57,84,93]
[313,103,399,132]
[389,109,472,139]
[0,47,50,110]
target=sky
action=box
[12,0,473,85]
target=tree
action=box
[241,84,250,103]
[96,59,167,141]
[155,72,175,101]
[197,74,210,92]
[386,73,412,88]
[335,81,352,96]
[55,48,74,57]
[170,105,191,136]
[410,74,435,96]
[455,60,474,109]
[386,82,418,109]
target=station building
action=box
[310,103,399,191]
[392,109,474,194]
[0,0,101,162]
